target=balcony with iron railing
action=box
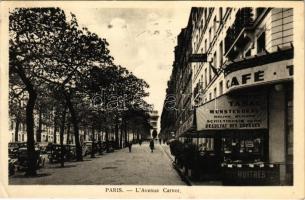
[224,8,271,61]
[224,8,255,59]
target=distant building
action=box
[149,110,159,138]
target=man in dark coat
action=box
[149,140,154,153]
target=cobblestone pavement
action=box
[9,142,185,185]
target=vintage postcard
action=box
[0,0,304,198]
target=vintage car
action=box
[65,144,76,160]
[17,147,45,171]
[47,144,76,163]
[8,142,26,159]
[83,141,99,156]
[9,157,18,176]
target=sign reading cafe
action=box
[196,95,267,130]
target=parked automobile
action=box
[48,144,65,163]
[8,142,26,159]
[17,147,45,171]
[9,157,18,176]
[47,144,76,163]
[83,141,100,156]
[166,138,176,145]
[65,144,76,160]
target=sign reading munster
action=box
[196,95,267,130]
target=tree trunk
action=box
[66,121,70,144]
[115,121,119,149]
[119,125,123,149]
[59,105,67,167]
[105,127,109,152]
[91,126,95,158]
[124,121,127,146]
[25,90,37,176]
[53,112,57,144]
[65,93,82,161]
[36,105,42,142]
[14,117,20,142]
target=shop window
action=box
[286,85,293,184]
[222,137,264,163]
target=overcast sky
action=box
[64,7,191,129]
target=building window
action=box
[209,93,212,100]
[209,64,212,82]
[209,28,212,44]
[219,81,223,95]
[213,16,217,35]
[219,8,223,21]
[204,68,207,87]
[213,52,217,69]
[10,120,14,130]
[204,9,207,21]
[257,31,266,53]
[214,87,217,98]
[205,39,208,52]
[219,41,223,66]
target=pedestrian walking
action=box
[128,142,132,153]
[139,139,142,146]
[159,138,161,145]
[149,140,154,153]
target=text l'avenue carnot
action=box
[105,187,180,193]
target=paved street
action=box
[9,142,185,185]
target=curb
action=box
[172,163,192,186]
[160,145,192,186]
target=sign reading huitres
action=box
[196,95,267,130]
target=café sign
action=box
[224,59,293,92]
[196,95,267,130]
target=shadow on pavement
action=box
[51,164,77,169]
[12,173,52,179]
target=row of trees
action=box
[9,8,152,176]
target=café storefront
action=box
[193,50,293,185]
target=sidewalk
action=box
[10,143,185,185]
[160,144,222,186]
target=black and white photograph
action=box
[1,1,304,198]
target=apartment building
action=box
[161,7,293,185]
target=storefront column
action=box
[268,85,286,184]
